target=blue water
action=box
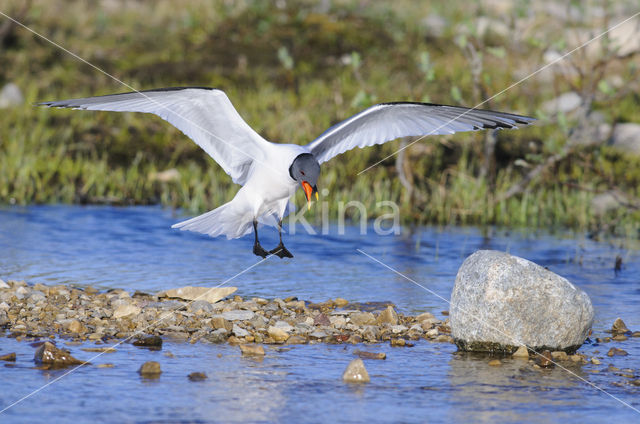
[0,205,638,423]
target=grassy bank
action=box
[1,0,639,236]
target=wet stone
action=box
[535,350,555,368]
[607,347,628,357]
[349,312,375,326]
[239,344,265,356]
[138,361,161,377]
[268,326,289,343]
[612,318,630,334]
[133,335,163,349]
[512,345,529,359]
[488,359,502,366]
[188,372,207,381]
[34,342,84,367]
[313,313,331,326]
[342,358,370,383]
[0,352,16,361]
[376,306,398,325]
[353,350,386,360]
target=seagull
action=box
[40,87,534,258]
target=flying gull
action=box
[40,87,534,258]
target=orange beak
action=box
[301,181,316,210]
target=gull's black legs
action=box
[270,219,294,259]
[252,220,269,258]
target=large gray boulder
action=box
[450,250,594,353]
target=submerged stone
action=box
[450,250,594,353]
[34,342,84,367]
[138,361,162,377]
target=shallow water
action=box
[0,205,638,423]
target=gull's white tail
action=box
[172,201,253,240]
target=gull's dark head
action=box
[289,153,320,210]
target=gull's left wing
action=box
[306,102,535,164]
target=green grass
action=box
[1,0,639,237]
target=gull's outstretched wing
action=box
[40,87,270,185]
[306,102,535,164]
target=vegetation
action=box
[1,0,639,237]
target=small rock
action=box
[536,350,554,368]
[334,298,349,307]
[0,83,24,108]
[377,306,398,325]
[569,354,583,362]
[488,359,502,366]
[188,372,207,381]
[542,91,582,114]
[286,335,307,345]
[97,363,114,368]
[268,326,289,343]
[0,352,16,361]
[612,318,630,334]
[34,342,84,367]
[551,351,568,361]
[138,361,161,377]
[314,313,331,326]
[609,123,640,155]
[612,335,628,341]
[591,357,601,365]
[415,312,437,322]
[353,350,386,360]
[274,320,293,332]
[232,324,249,337]
[219,310,254,321]
[112,304,141,319]
[158,286,237,304]
[211,317,233,331]
[342,358,370,383]
[133,335,163,349]
[0,279,9,289]
[67,320,87,334]
[607,347,628,357]
[239,344,265,356]
[350,312,376,326]
[512,345,529,359]
[390,338,406,347]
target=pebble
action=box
[607,347,628,357]
[188,372,208,381]
[334,298,349,307]
[133,335,163,349]
[611,318,629,334]
[97,363,114,368]
[342,358,370,383]
[232,324,249,337]
[376,306,398,325]
[268,326,289,343]
[239,344,265,356]
[512,346,529,359]
[551,351,568,361]
[220,310,254,321]
[353,350,386,360]
[34,342,85,367]
[112,304,141,319]
[0,352,16,361]
[488,359,501,366]
[591,357,601,365]
[67,320,87,334]
[535,350,554,368]
[349,312,375,326]
[138,361,161,377]
[612,335,627,341]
